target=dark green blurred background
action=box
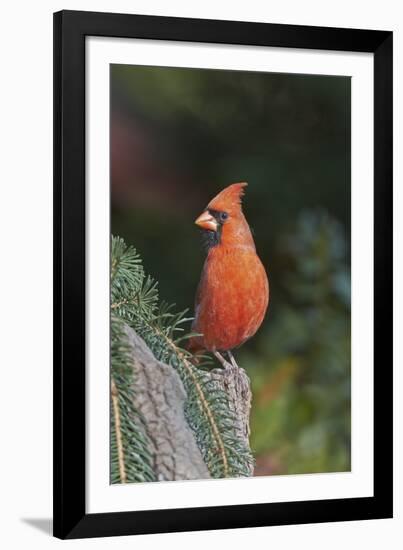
[111,64,351,476]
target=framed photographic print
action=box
[53,10,393,539]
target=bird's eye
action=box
[219,212,229,222]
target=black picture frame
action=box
[53,9,393,539]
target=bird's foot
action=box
[227,350,239,369]
[213,351,232,370]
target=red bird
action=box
[189,182,269,368]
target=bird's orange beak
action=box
[195,210,218,232]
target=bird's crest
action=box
[207,182,248,215]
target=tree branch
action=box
[122,323,253,480]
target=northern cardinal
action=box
[189,182,269,368]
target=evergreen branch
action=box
[130,304,253,477]
[110,315,156,484]
[146,321,229,477]
[111,377,127,483]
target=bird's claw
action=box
[213,351,233,370]
[213,351,240,370]
[227,350,239,369]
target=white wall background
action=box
[0,1,400,548]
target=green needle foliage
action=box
[110,315,156,483]
[110,236,254,482]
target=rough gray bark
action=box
[124,324,253,480]
[210,365,252,451]
[124,324,210,481]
